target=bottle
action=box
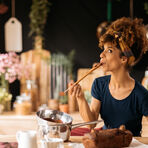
[142,69,148,90]
[22,80,38,112]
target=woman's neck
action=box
[109,69,134,89]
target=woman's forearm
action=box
[77,97,96,122]
[68,82,98,127]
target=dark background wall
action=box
[0,0,148,83]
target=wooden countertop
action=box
[0,111,148,147]
[0,111,148,136]
[0,111,103,135]
[0,135,147,146]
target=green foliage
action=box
[59,95,68,104]
[49,50,75,99]
[67,50,75,77]
[50,50,75,76]
[0,88,12,104]
[29,0,52,37]
[144,2,148,15]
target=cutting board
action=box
[20,49,50,109]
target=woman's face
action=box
[100,42,125,72]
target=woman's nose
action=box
[100,50,105,58]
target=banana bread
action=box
[82,125,133,148]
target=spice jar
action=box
[14,94,32,115]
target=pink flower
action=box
[0,52,31,83]
[0,52,22,83]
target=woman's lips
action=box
[100,59,104,64]
[100,59,106,66]
[101,62,106,68]
[100,61,105,65]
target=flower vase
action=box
[0,74,9,91]
[0,74,12,111]
[34,35,43,50]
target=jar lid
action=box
[38,104,48,111]
[16,93,31,103]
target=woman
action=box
[69,17,148,136]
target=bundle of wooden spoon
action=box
[64,63,102,93]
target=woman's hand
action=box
[68,80,85,100]
[68,80,100,129]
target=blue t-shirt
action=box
[91,75,148,136]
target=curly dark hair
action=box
[99,17,148,67]
[96,21,110,39]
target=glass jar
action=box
[22,80,39,112]
[14,94,32,115]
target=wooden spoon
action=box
[64,63,101,93]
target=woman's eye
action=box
[108,49,112,53]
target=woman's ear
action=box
[121,56,128,64]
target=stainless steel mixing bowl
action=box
[36,109,102,141]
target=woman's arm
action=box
[69,81,101,128]
[76,95,101,122]
[146,116,148,121]
[90,97,101,120]
[77,96,101,129]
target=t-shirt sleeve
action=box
[91,78,102,101]
[141,93,148,116]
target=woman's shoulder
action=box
[91,75,110,100]
[134,80,148,97]
[92,75,110,89]
[95,75,111,82]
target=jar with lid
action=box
[14,94,32,115]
